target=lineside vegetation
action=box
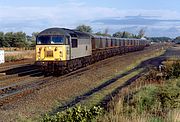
[42,59,180,122]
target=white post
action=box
[0,50,5,64]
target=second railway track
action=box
[0,66,92,106]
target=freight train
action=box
[35,28,148,74]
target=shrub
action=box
[42,106,103,122]
[144,68,165,83]
[164,60,180,79]
[156,84,180,112]
[123,85,158,114]
[123,81,180,116]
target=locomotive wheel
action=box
[67,62,74,72]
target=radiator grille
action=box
[45,50,53,57]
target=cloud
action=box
[0,2,180,37]
[0,3,120,29]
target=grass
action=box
[51,48,165,110]
[78,68,143,108]
[10,47,166,122]
[0,47,34,51]
[98,59,180,122]
[4,50,34,62]
[99,78,180,122]
[40,48,167,121]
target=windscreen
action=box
[37,35,64,44]
[51,36,64,44]
[37,36,51,44]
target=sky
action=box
[0,0,180,37]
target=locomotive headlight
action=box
[54,47,58,51]
[39,47,42,52]
[59,51,63,57]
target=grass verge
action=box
[41,48,166,122]
[99,59,180,122]
[5,51,34,62]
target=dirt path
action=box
[0,45,173,122]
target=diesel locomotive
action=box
[35,28,148,74]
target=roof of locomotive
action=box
[38,28,91,39]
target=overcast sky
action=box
[0,0,180,37]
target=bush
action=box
[156,84,180,112]
[123,81,180,116]
[144,68,165,83]
[123,85,158,114]
[165,60,180,79]
[42,106,103,122]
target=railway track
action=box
[0,59,34,72]
[0,66,92,106]
[0,44,167,106]
[0,70,42,88]
[0,44,175,122]
[0,69,40,80]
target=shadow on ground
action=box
[50,50,170,114]
[0,64,43,77]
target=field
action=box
[4,50,35,62]
[0,44,179,122]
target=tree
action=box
[173,36,180,44]
[4,32,14,47]
[113,32,124,38]
[113,31,133,38]
[104,28,109,35]
[94,28,111,37]
[29,32,39,47]
[174,36,180,40]
[0,31,33,47]
[13,32,27,47]
[138,28,145,38]
[147,37,172,42]
[76,25,92,33]
[94,31,111,37]
[0,32,4,47]
[32,32,39,41]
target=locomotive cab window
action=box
[51,36,64,44]
[72,39,78,48]
[37,36,51,44]
[37,35,65,44]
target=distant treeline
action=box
[0,32,38,48]
[76,25,145,39]
[146,37,172,42]
[0,27,145,48]
[173,36,180,44]
[0,25,178,48]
